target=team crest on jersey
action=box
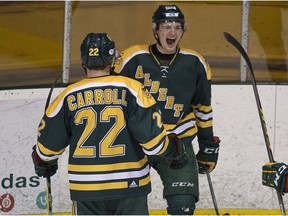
[141,85,152,98]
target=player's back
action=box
[41,75,168,201]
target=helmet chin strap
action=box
[82,64,87,75]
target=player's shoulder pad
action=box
[114,45,149,73]
[45,80,86,117]
[180,48,212,80]
[121,45,150,58]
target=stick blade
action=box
[223,32,245,55]
[223,32,232,41]
[223,32,254,74]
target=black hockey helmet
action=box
[152,5,186,31]
[80,33,116,70]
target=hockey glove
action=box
[167,134,188,170]
[262,162,288,194]
[32,145,58,178]
[196,136,220,174]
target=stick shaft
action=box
[206,172,220,215]
[224,32,286,215]
[46,175,52,215]
[44,75,60,215]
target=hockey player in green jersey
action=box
[113,5,220,215]
[31,33,184,215]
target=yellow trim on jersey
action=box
[193,104,213,128]
[51,208,288,215]
[168,46,180,65]
[193,104,212,113]
[37,141,65,155]
[70,181,128,191]
[45,76,156,117]
[181,48,212,80]
[178,112,196,124]
[149,45,160,65]
[177,127,198,139]
[196,119,213,128]
[139,175,151,186]
[72,201,76,215]
[114,45,149,73]
[140,129,167,150]
[163,123,198,140]
[68,156,148,172]
[163,123,176,131]
[149,45,180,66]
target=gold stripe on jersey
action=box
[70,181,128,191]
[164,112,197,137]
[37,141,65,156]
[193,104,213,113]
[197,120,213,128]
[180,48,212,80]
[149,46,180,66]
[193,103,213,128]
[163,122,198,140]
[68,156,148,172]
[140,129,167,153]
[177,127,198,139]
[139,175,150,186]
[149,45,160,65]
[114,45,149,73]
[178,112,195,124]
[72,201,76,215]
[45,76,156,118]
[69,165,150,182]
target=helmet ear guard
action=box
[80,33,116,70]
[152,22,157,31]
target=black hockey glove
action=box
[262,162,288,194]
[196,136,220,174]
[166,134,188,170]
[32,145,58,178]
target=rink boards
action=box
[0,84,288,214]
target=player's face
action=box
[156,22,183,54]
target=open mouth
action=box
[167,38,176,45]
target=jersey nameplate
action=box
[67,89,127,111]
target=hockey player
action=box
[31,33,185,215]
[113,4,220,215]
[262,162,288,194]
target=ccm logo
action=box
[274,165,288,186]
[172,182,194,187]
[204,147,219,154]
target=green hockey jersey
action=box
[114,44,214,141]
[36,75,170,201]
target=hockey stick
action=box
[206,171,220,215]
[223,32,286,216]
[206,170,230,215]
[44,75,61,215]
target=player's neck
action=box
[87,68,110,78]
[152,44,175,66]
